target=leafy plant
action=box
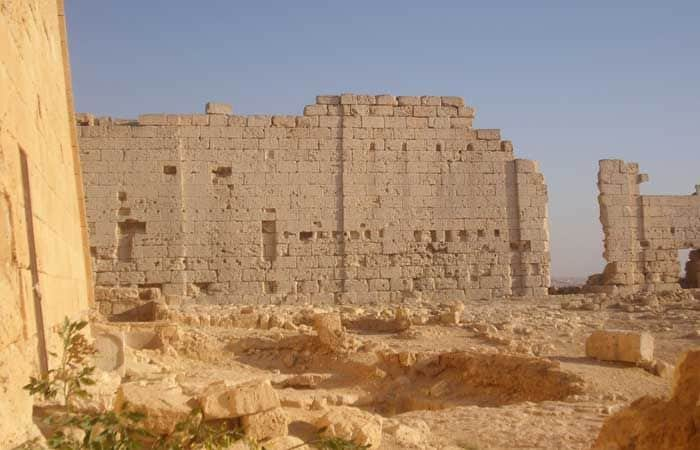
[22,317,367,450]
[44,407,150,450]
[24,318,96,410]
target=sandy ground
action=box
[106,290,700,450]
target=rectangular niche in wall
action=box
[117,220,146,262]
[261,220,277,263]
[212,166,233,184]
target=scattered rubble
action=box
[27,291,700,449]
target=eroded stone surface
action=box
[241,407,288,441]
[585,330,654,363]
[199,379,280,419]
[593,349,700,449]
[590,159,700,294]
[316,406,383,448]
[115,381,192,434]
[77,95,550,307]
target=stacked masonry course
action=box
[77,94,550,309]
[594,159,700,294]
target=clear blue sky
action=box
[65,1,700,278]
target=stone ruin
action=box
[589,159,700,294]
[76,95,551,308]
[4,2,700,447]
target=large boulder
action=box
[315,406,383,448]
[115,381,192,435]
[592,349,700,449]
[585,330,654,363]
[199,379,279,419]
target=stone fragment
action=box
[92,330,125,375]
[315,406,383,448]
[394,306,412,331]
[440,302,465,326]
[199,379,280,419]
[282,373,330,389]
[313,313,346,349]
[384,421,427,448]
[673,349,700,405]
[241,407,288,441]
[316,95,340,105]
[263,436,310,450]
[585,330,654,363]
[441,96,465,107]
[205,102,232,114]
[71,369,121,413]
[115,382,192,434]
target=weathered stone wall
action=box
[0,0,92,445]
[594,159,700,294]
[78,94,550,308]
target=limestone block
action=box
[199,379,280,419]
[375,94,397,105]
[441,96,465,107]
[313,312,346,348]
[241,407,288,441]
[205,102,232,115]
[115,382,192,434]
[420,96,442,106]
[451,117,473,129]
[637,173,649,184]
[356,94,377,105]
[92,329,125,375]
[397,96,420,106]
[340,93,357,104]
[304,105,327,116]
[316,95,340,105]
[315,406,383,448]
[458,106,476,118]
[585,330,654,363]
[476,129,501,140]
[413,106,437,117]
[515,159,538,174]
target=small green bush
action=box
[23,317,364,450]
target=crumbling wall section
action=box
[78,94,550,305]
[594,159,700,293]
[0,0,92,445]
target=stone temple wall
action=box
[77,94,550,310]
[594,159,700,294]
[0,0,92,445]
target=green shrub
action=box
[23,317,363,450]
